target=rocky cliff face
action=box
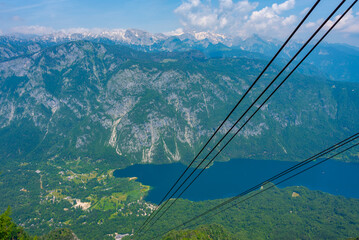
[0,40,358,165]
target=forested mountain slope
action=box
[0,40,358,166]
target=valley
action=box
[0,32,359,239]
[0,155,153,239]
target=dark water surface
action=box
[113,159,359,204]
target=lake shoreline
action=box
[114,158,359,204]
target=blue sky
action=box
[1,0,359,46]
[0,0,181,32]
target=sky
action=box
[1,0,359,46]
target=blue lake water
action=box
[113,158,359,204]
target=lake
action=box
[113,158,359,204]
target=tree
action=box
[0,207,16,239]
[0,207,33,240]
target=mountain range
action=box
[1,32,359,166]
[1,29,359,239]
[1,29,359,82]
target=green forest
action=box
[2,180,359,239]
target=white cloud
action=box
[59,27,103,34]
[300,7,310,16]
[304,19,320,29]
[219,0,233,9]
[305,9,359,34]
[11,25,55,35]
[9,26,112,36]
[175,0,201,13]
[7,26,125,37]
[272,0,295,14]
[329,9,359,33]
[174,0,299,39]
[164,28,185,36]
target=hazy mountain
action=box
[1,30,359,82]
